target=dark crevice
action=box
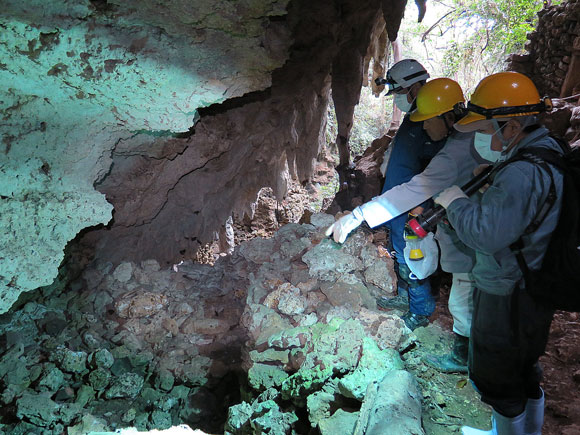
[197,88,272,118]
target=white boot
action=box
[462,410,526,435]
[524,389,544,435]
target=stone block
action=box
[354,370,424,435]
[16,392,59,427]
[319,409,359,435]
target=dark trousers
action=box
[469,286,554,417]
[385,215,435,316]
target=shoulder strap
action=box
[489,147,559,235]
[493,145,562,283]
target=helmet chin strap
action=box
[491,118,530,154]
[442,114,453,137]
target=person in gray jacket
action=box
[326,79,482,348]
[434,72,561,435]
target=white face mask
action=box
[474,132,503,163]
[394,93,413,112]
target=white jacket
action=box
[359,131,482,272]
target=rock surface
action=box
[0,0,407,313]
[0,214,422,433]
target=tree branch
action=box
[421,9,465,42]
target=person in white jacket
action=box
[326,78,486,370]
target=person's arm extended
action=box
[360,147,458,227]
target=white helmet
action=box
[383,59,429,95]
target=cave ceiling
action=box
[0,0,409,313]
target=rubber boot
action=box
[424,333,468,373]
[524,388,544,435]
[462,410,526,435]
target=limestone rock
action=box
[114,291,169,318]
[0,0,293,311]
[113,262,134,283]
[60,349,88,374]
[248,363,289,391]
[273,283,307,315]
[37,366,65,392]
[309,213,336,230]
[306,379,340,427]
[320,274,374,310]
[75,384,95,408]
[356,308,415,352]
[155,370,175,392]
[238,238,277,264]
[89,349,115,369]
[67,414,109,435]
[363,256,396,296]
[337,338,404,401]
[250,400,298,434]
[151,410,173,430]
[225,401,255,434]
[354,370,424,435]
[302,238,363,281]
[88,368,112,391]
[16,392,59,427]
[319,409,359,435]
[105,373,144,399]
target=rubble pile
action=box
[0,213,427,434]
[0,255,247,434]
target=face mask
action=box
[474,132,503,163]
[474,119,517,162]
[394,93,413,112]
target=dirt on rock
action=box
[402,279,580,435]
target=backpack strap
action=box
[491,145,563,286]
[488,147,560,235]
[515,149,558,235]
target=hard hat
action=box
[409,78,465,122]
[384,59,429,95]
[456,72,552,129]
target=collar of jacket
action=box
[503,127,552,160]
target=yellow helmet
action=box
[409,78,465,122]
[456,72,551,127]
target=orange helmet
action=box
[409,78,465,122]
[456,72,551,127]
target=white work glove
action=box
[325,207,365,243]
[434,185,468,209]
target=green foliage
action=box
[399,0,563,92]
[421,0,560,85]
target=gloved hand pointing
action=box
[434,185,468,209]
[325,207,365,243]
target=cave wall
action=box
[0,0,409,312]
[81,1,410,265]
[508,0,580,148]
[509,0,580,98]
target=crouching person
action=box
[434,72,562,435]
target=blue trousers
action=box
[387,213,435,316]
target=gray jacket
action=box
[447,127,564,295]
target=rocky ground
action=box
[1,208,579,434]
[0,213,478,435]
[2,133,580,433]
